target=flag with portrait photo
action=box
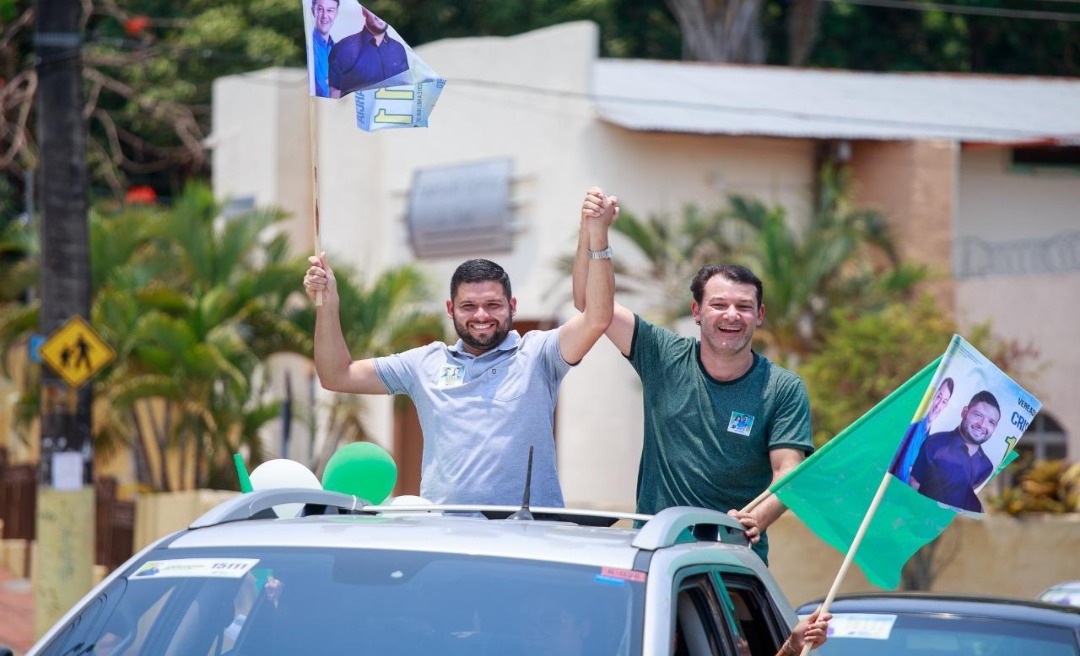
[301,0,445,131]
[772,337,1040,590]
[893,335,1041,514]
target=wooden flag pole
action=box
[741,488,771,514]
[797,472,892,655]
[309,95,323,307]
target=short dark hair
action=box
[690,264,763,307]
[968,389,1000,413]
[450,259,512,301]
[939,377,955,395]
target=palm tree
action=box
[727,165,923,364]
[0,213,40,448]
[603,164,924,366]
[1,183,445,491]
[90,182,311,490]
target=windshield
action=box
[42,546,644,656]
[815,612,1079,656]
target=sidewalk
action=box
[0,567,34,656]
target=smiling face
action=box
[447,281,515,355]
[311,0,338,38]
[958,401,1001,446]
[928,384,953,424]
[691,275,764,357]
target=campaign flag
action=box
[772,336,1040,590]
[302,0,445,130]
[891,334,1042,515]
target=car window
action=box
[673,574,730,656]
[817,612,1079,656]
[36,547,645,656]
[714,573,788,656]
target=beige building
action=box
[210,22,1080,511]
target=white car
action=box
[24,488,806,655]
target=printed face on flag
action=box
[301,0,446,130]
[890,335,1041,515]
[303,1,411,97]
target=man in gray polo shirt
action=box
[302,188,616,506]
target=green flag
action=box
[774,334,1037,591]
[771,358,954,590]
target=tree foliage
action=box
[4,0,1077,213]
[0,0,302,206]
[0,184,442,491]
[605,164,921,367]
[802,0,1080,76]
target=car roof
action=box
[171,513,650,568]
[797,592,1080,629]
[153,488,759,572]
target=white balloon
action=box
[249,459,321,518]
[382,494,438,517]
[388,495,432,506]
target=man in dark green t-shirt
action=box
[573,188,814,564]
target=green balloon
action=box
[322,442,398,504]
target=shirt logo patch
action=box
[727,412,754,436]
[435,364,465,388]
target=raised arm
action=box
[557,188,616,365]
[573,188,636,356]
[303,253,388,394]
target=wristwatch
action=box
[588,245,613,260]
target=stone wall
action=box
[769,511,1080,607]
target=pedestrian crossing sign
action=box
[39,316,116,388]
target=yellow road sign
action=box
[39,316,116,388]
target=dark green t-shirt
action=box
[629,315,813,562]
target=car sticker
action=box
[130,558,260,580]
[597,567,646,585]
[824,613,897,640]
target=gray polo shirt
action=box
[373,329,571,506]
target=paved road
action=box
[0,567,34,656]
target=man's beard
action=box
[454,317,511,352]
[365,17,388,34]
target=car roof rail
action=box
[190,488,368,529]
[631,506,748,550]
[364,504,651,528]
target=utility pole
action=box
[33,0,94,637]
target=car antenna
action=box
[507,446,534,521]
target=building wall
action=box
[211,67,313,254]
[955,147,1080,458]
[769,512,1080,606]
[848,139,958,314]
[847,140,1079,459]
